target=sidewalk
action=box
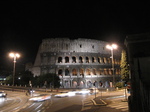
[90,89,129,112]
[91,89,129,106]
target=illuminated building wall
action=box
[32,38,121,88]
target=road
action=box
[0,91,29,112]
[0,89,129,112]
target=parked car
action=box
[0,91,7,97]
[29,94,51,102]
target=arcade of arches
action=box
[56,56,120,88]
[57,56,120,64]
[59,79,114,88]
[57,67,120,88]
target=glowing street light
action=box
[9,52,20,86]
[106,44,118,87]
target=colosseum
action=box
[32,38,121,89]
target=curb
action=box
[91,99,107,106]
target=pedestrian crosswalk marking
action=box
[81,98,93,111]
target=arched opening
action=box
[65,80,70,88]
[117,60,120,65]
[86,69,91,75]
[104,81,110,88]
[58,69,63,76]
[87,81,92,88]
[93,81,98,87]
[109,68,112,75]
[118,69,121,74]
[114,59,117,64]
[65,56,69,63]
[107,58,111,63]
[98,57,100,63]
[100,69,104,75]
[72,69,77,76]
[80,68,84,76]
[86,57,89,63]
[102,57,105,63]
[99,69,102,75]
[72,56,76,63]
[100,57,103,63]
[104,68,108,75]
[99,81,103,87]
[58,57,62,63]
[92,69,96,75]
[79,81,84,88]
[104,57,107,64]
[72,81,77,88]
[65,69,69,76]
[92,57,95,63]
[79,56,83,63]
[109,80,113,87]
[116,69,119,75]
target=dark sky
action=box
[1,1,150,67]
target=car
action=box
[29,94,51,102]
[89,88,99,94]
[54,92,69,97]
[26,89,35,96]
[76,89,90,95]
[67,91,76,96]
[0,91,7,97]
[28,89,35,93]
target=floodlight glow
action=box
[112,44,118,49]
[9,53,15,57]
[106,44,118,50]
[106,45,112,50]
[9,53,20,58]
[16,53,20,58]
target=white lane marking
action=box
[35,103,43,110]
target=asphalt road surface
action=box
[0,89,129,112]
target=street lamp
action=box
[106,44,118,87]
[9,52,20,86]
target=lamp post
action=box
[9,52,20,86]
[106,44,118,87]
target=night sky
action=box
[1,1,150,68]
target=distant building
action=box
[31,38,121,88]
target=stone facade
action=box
[32,38,121,88]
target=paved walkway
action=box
[91,89,129,112]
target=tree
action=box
[18,71,34,86]
[32,73,60,88]
[120,49,129,82]
[4,75,13,85]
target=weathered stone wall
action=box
[32,38,121,88]
[40,38,120,54]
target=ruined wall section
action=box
[40,38,109,53]
[32,38,121,76]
